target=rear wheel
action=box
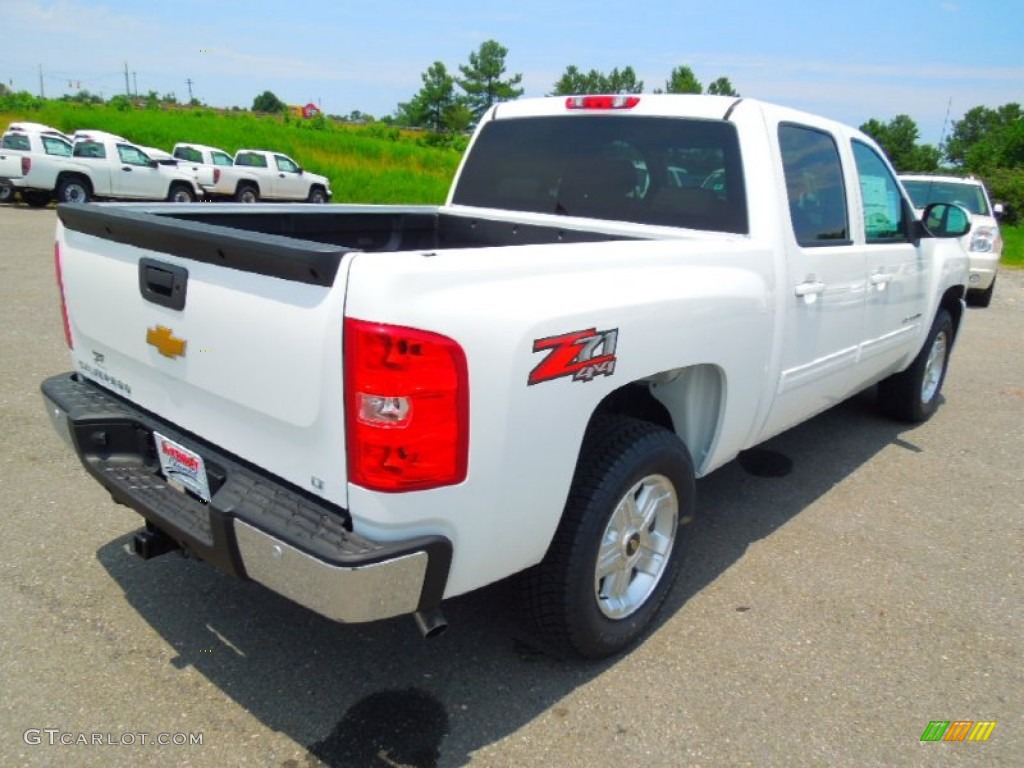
[57,177,91,204]
[22,190,52,208]
[878,309,953,422]
[234,184,259,203]
[0,181,13,203]
[522,416,694,658]
[167,183,195,203]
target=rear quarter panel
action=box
[343,231,775,596]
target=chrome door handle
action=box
[870,272,893,288]
[794,280,826,297]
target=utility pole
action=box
[186,78,194,103]
[38,64,44,98]
[124,62,130,96]
[133,71,138,97]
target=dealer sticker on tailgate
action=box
[154,432,212,502]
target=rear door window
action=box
[778,124,850,246]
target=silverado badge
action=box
[146,325,187,359]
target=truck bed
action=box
[57,203,641,287]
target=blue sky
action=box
[1,0,1021,145]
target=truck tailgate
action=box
[55,204,353,507]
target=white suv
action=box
[900,174,1003,307]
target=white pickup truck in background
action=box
[42,94,971,659]
[50,134,203,204]
[172,143,331,203]
[0,123,76,206]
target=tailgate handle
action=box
[139,258,188,311]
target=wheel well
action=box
[237,181,258,193]
[590,364,724,474]
[57,172,92,192]
[940,285,965,338]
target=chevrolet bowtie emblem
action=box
[146,325,187,359]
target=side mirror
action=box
[922,202,972,238]
[993,202,1004,219]
[148,159,159,169]
[297,167,304,175]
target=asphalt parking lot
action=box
[0,204,1020,767]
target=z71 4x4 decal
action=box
[528,327,619,385]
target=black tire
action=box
[57,177,91,204]
[0,181,13,204]
[877,308,954,422]
[307,186,328,204]
[966,277,995,308]
[22,190,52,208]
[522,416,695,659]
[234,184,259,203]
[167,183,195,203]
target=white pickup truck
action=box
[171,143,332,203]
[49,134,203,204]
[0,123,76,206]
[41,95,971,658]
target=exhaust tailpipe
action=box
[413,608,448,639]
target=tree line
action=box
[4,43,1020,219]
[859,106,1024,222]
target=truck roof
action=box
[487,94,863,139]
[4,122,71,141]
[174,142,229,154]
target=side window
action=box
[236,152,267,168]
[2,134,32,151]
[73,141,106,159]
[174,146,202,163]
[779,124,849,246]
[117,144,150,166]
[211,151,233,167]
[275,155,298,173]
[852,141,909,242]
[43,137,72,157]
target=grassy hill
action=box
[0,101,462,204]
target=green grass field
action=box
[1,103,462,204]
[1001,224,1023,268]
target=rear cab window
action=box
[451,115,748,234]
[173,146,203,163]
[211,151,233,167]
[235,152,267,168]
[73,141,106,159]
[2,133,31,151]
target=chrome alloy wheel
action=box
[921,328,948,404]
[594,473,678,620]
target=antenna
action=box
[938,96,953,150]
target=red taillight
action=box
[54,242,74,349]
[213,168,221,184]
[344,319,468,492]
[565,95,641,110]
[21,156,31,175]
